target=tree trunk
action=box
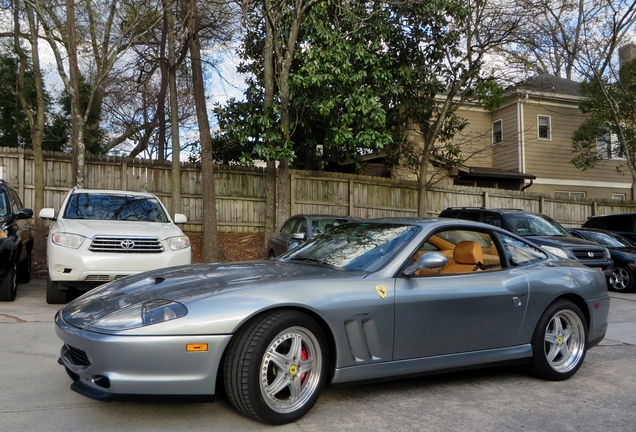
[187,0,224,262]
[262,0,276,249]
[165,0,181,214]
[67,0,85,187]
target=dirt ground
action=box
[188,232,266,263]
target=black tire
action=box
[46,276,69,304]
[223,310,328,425]
[268,250,276,258]
[0,260,17,301]
[609,264,634,292]
[17,251,32,284]
[529,300,587,381]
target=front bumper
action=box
[55,311,231,397]
[585,294,610,349]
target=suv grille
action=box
[572,248,606,261]
[89,236,163,253]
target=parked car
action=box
[39,188,191,304]
[267,214,361,257]
[0,179,34,301]
[568,227,636,293]
[439,207,613,277]
[582,213,636,242]
[55,218,609,425]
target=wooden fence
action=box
[2,147,636,232]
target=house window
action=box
[597,132,623,160]
[555,191,586,198]
[492,120,502,144]
[612,194,626,200]
[538,115,551,140]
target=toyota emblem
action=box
[121,239,135,250]
[588,252,594,257]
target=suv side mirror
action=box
[173,213,187,224]
[39,208,55,220]
[16,208,33,220]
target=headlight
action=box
[88,300,188,330]
[167,235,191,251]
[605,248,611,260]
[52,232,86,249]
[541,245,570,259]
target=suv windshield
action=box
[281,222,421,272]
[506,213,570,237]
[64,193,169,222]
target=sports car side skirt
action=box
[331,344,533,385]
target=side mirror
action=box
[174,213,187,224]
[16,208,34,220]
[39,208,55,220]
[403,251,448,276]
[287,232,307,251]
[291,232,306,241]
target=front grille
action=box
[89,236,163,253]
[84,274,129,282]
[64,344,91,366]
[572,248,606,260]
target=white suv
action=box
[39,188,191,304]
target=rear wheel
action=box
[46,276,69,304]
[224,310,328,424]
[0,260,17,301]
[529,300,587,381]
[17,251,32,284]
[609,264,634,292]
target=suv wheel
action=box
[46,276,69,304]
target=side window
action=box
[295,218,307,235]
[492,119,503,144]
[482,214,504,228]
[411,228,502,276]
[498,232,547,266]
[611,215,631,232]
[7,187,24,215]
[280,218,298,234]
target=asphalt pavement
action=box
[1,278,636,432]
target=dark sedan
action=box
[569,227,636,293]
[267,214,361,257]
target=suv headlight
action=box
[52,232,86,249]
[88,300,188,331]
[167,235,191,251]
[541,245,570,259]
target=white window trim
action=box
[597,132,624,160]
[492,119,503,145]
[612,193,626,201]
[537,115,551,141]
[555,190,586,198]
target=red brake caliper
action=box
[300,346,308,383]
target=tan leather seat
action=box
[440,241,483,274]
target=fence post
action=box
[349,178,354,216]
[539,196,545,214]
[482,191,489,208]
[18,150,25,199]
[122,159,128,191]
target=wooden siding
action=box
[3,148,636,231]
[491,102,521,172]
[453,108,493,168]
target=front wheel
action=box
[529,300,587,381]
[0,260,17,301]
[224,310,328,425]
[610,264,634,292]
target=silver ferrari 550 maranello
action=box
[55,218,610,424]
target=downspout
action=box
[518,93,529,182]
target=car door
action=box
[393,227,530,360]
[270,217,299,256]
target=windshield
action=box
[506,213,570,237]
[280,222,421,272]
[64,193,169,222]
[582,230,633,248]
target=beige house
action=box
[425,74,634,200]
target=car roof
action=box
[442,207,546,217]
[587,213,636,218]
[69,188,158,198]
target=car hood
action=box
[526,235,603,248]
[55,218,184,239]
[60,260,362,329]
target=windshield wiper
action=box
[285,257,332,266]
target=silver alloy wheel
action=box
[259,326,322,414]
[543,309,586,373]
[611,266,631,291]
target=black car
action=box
[267,214,362,257]
[0,179,34,301]
[569,227,636,293]
[439,207,613,277]
[582,213,636,242]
